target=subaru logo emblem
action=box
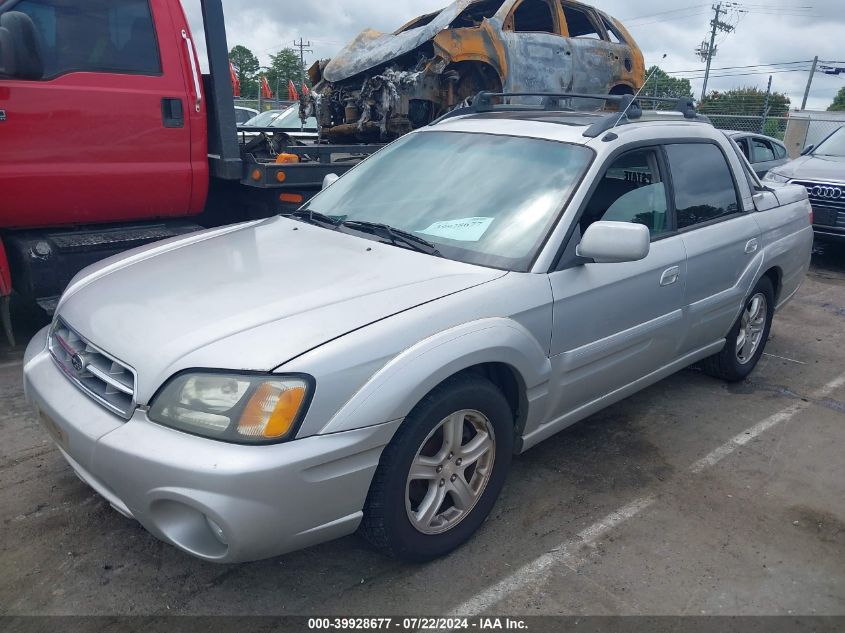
[71,353,85,373]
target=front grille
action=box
[48,319,137,419]
[793,180,845,228]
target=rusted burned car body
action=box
[307,0,644,141]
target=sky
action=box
[181,0,845,111]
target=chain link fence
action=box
[706,114,789,139]
[704,112,844,157]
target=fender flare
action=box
[319,317,551,435]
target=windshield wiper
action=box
[282,209,342,229]
[340,220,441,256]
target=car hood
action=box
[322,1,471,82]
[58,217,505,403]
[775,154,845,183]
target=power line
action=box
[667,59,815,74]
[625,11,711,27]
[621,4,709,21]
[669,68,814,80]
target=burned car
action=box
[306,0,644,140]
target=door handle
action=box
[161,98,184,128]
[660,266,680,286]
[744,238,759,254]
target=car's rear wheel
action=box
[701,276,775,382]
[359,374,513,561]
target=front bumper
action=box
[813,224,845,242]
[23,326,400,563]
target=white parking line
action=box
[448,371,845,618]
[690,371,845,473]
[447,496,655,617]
[762,352,806,365]
[0,360,23,370]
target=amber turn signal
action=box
[237,383,306,439]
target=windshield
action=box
[242,110,283,127]
[302,131,593,271]
[270,106,318,131]
[813,126,845,156]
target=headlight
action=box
[763,171,789,183]
[148,372,311,444]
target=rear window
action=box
[561,4,603,39]
[13,0,161,78]
[666,143,740,229]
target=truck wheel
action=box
[359,374,513,561]
[701,276,775,382]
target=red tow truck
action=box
[0,0,378,343]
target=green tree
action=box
[828,86,845,111]
[698,86,790,116]
[641,65,693,101]
[266,48,307,98]
[228,45,260,97]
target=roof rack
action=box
[431,92,711,138]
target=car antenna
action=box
[612,54,667,129]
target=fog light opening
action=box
[149,499,229,559]
[206,516,228,545]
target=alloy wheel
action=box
[405,409,496,535]
[736,292,768,364]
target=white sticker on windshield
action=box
[416,217,494,242]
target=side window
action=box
[665,143,740,229]
[512,0,556,33]
[601,18,623,43]
[580,149,671,238]
[13,0,161,79]
[735,137,750,160]
[772,142,787,159]
[751,138,775,163]
[726,135,761,194]
[560,4,603,39]
[450,0,506,28]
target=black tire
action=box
[359,373,513,562]
[701,276,775,382]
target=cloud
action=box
[182,0,845,110]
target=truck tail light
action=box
[280,193,304,204]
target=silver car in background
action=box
[764,125,845,243]
[24,99,813,563]
[726,130,789,178]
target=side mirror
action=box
[322,173,339,190]
[577,221,650,264]
[800,145,814,156]
[0,12,44,80]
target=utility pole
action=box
[293,38,313,86]
[696,3,735,101]
[760,74,772,134]
[801,56,818,111]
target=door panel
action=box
[0,0,194,229]
[680,215,762,351]
[547,235,687,418]
[500,0,572,94]
[663,141,763,352]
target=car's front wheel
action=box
[359,374,513,561]
[702,276,775,382]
